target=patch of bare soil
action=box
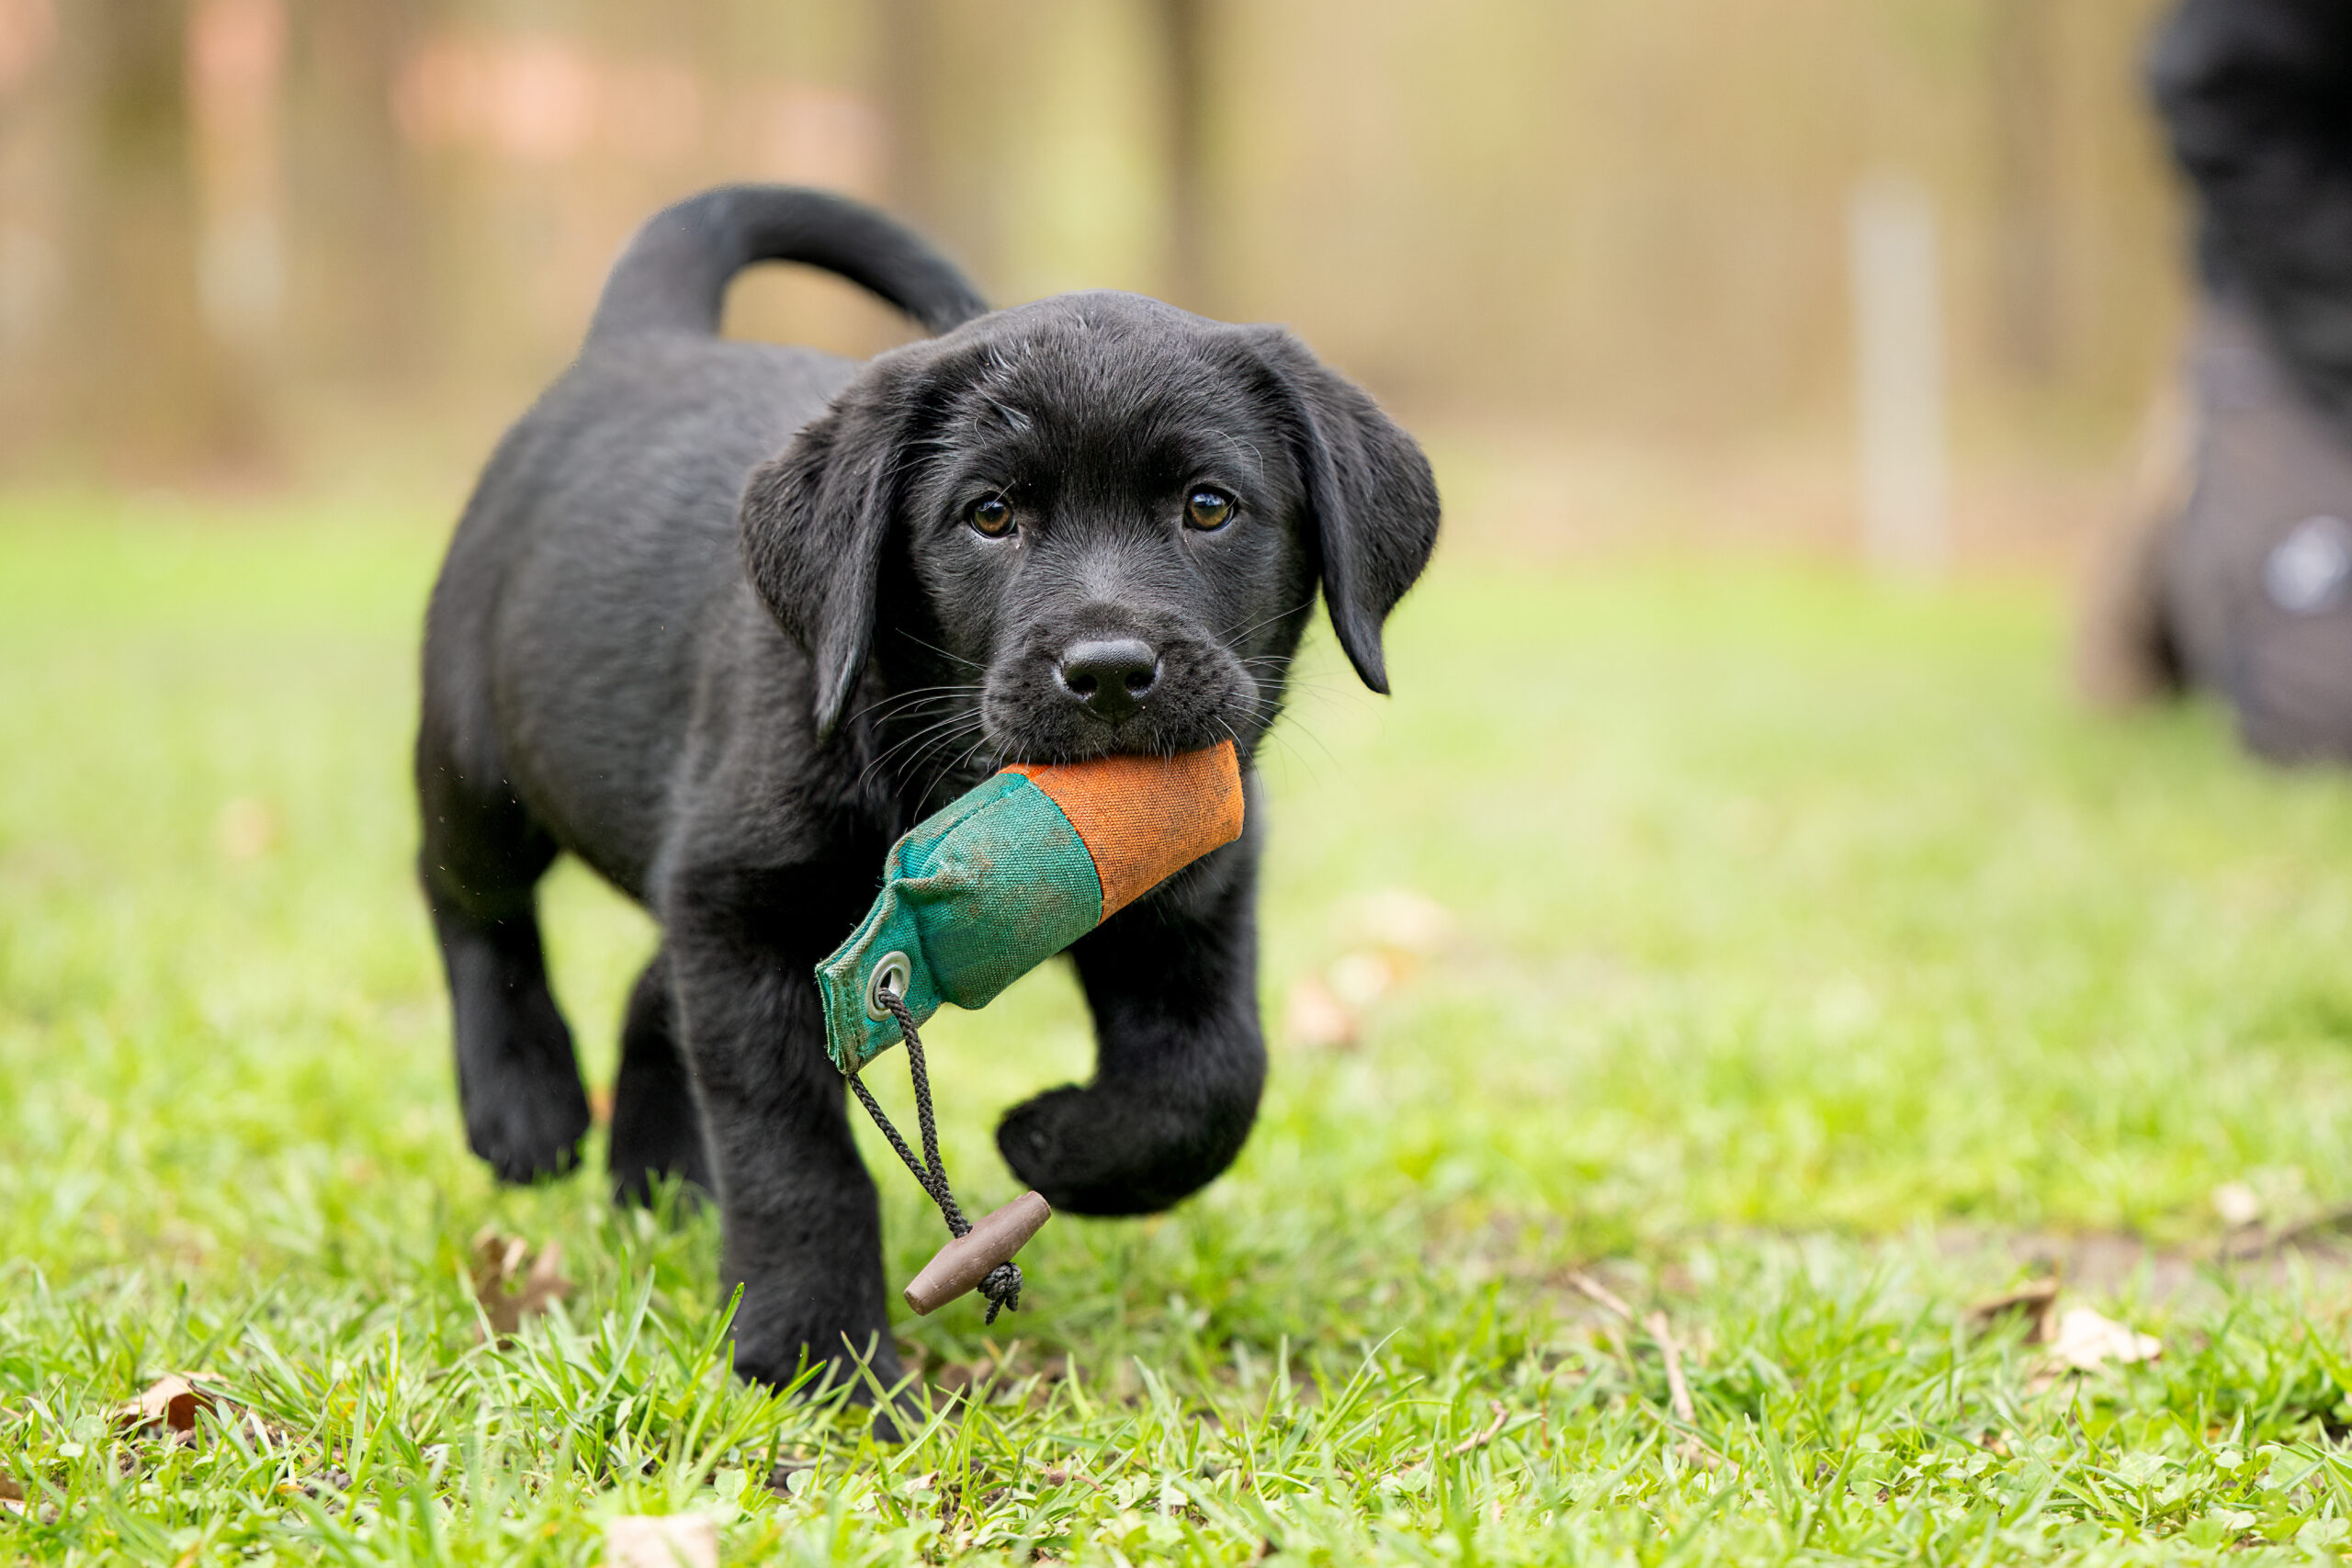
[1941,1215,2352,1306]
[1512,1218,2352,1337]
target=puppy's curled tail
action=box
[585,184,987,347]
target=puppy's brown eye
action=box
[968,497,1015,537]
[1185,489,1234,531]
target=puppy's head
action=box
[742,291,1439,784]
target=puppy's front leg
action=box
[663,863,901,1398]
[997,843,1267,1215]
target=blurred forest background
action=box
[0,0,2184,564]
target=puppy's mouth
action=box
[977,632,1262,768]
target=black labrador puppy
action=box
[416,186,1440,1392]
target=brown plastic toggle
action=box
[901,1191,1052,1315]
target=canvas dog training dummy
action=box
[415,184,1438,1410]
[820,742,1246,1318]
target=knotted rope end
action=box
[851,981,1052,1318]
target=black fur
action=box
[2153,0,2352,425]
[415,184,1440,1396]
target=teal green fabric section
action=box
[815,773,1105,1071]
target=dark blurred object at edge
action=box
[2079,0,2352,763]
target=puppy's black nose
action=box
[1057,638,1159,723]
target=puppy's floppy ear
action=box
[1252,330,1441,694]
[741,353,931,740]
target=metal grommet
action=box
[864,951,912,1021]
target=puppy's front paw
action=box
[997,1082,1251,1215]
[463,1073,592,1185]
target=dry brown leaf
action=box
[217,797,276,860]
[1327,950,1406,1010]
[1964,1278,2060,1342]
[1283,974,1357,1050]
[1343,888,1456,956]
[113,1376,216,1441]
[605,1513,718,1568]
[2045,1306,2161,1373]
[2211,1181,2264,1230]
[470,1230,571,1340]
[1283,891,1455,1051]
[0,1472,23,1514]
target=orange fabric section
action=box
[1006,741,1245,919]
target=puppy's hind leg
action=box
[418,739,592,1185]
[609,949,714,1207]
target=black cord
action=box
[846,985,1023,1322]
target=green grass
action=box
[10,493,2352,1562]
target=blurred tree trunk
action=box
[1150,0,1209,312]
[0,0,62,460]
[1989,0,2061,381]
[55,0,269,477]
[875,0,1007,308]
[284,0,420,385]
[876,0,935,229]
